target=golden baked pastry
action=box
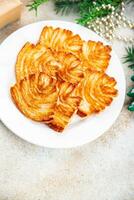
[16,42,61,81]
[16,42,34,81]
[81,41,111,72]
[11,73,58,122]
[48,82,81,132]
[77,71,118,117]
[10,25,118,133]
[39,26,83,57]
[54,51,84,84]
[16,42,48,81]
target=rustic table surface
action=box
[0,1,134,199]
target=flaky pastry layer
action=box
[77,71,118,117]
[10,25,117,132]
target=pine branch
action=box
[123,46,134,111]
[27,0,124,21]
[55,1,80,15]
[131,75,134,82]
[77,5,112,25]
[76,0,122,25]
[27,0,48,14]
[128,101,134,111]
[123,46,134,70]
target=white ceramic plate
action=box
[0,20,125,148]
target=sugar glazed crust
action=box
[11,26,117,132]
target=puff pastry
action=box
[10,25,118,133]
[39,26,83,57]
[77,71,118,117]
[16,42,61,81]
[81,41,111,72]
[11,73,58,122]
[48,82,81,132]
[54,51,84,84]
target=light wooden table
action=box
[0,1,134,199]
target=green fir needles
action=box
[124,46,134,70]
[124,46,134,111]
[27,0,48,14]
